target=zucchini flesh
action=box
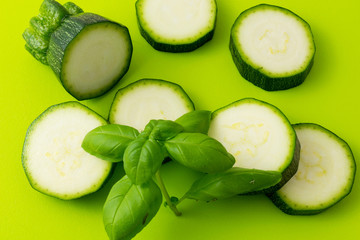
[47,13,132,100]
[109,79,194,131]
[208,98,299,192]
[230,4,315,90]
[136,0,217,52]
[22,102,112,200]
[269,123,356,215]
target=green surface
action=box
[1,0,359,239]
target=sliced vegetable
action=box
[269,123,356,215]
[208,98,300,192]
[184,167,282,202]
[109,79,194,131]
[23,0,133,100]
[230,4,315,90]
[22,102,112,200]
[103,175,162,240]
[135,0,217,52]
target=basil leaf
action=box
[184,168,282,202]
[149,120,184,141]
[139,120,158,139]
[103,176,162,240]
[82,124,139,162]
[124,138,164,185]
[175,110,211,134]
[164,133,235,173]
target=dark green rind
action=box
[135,0,217,52]
[108,78,195,123]
[138,20,215,52]
[263,136,300,194]
[229,4,316,91]
[47,13,133,100]
[23,0,77,65]
[211,98,299,194]
[63,2,84,15]
[268,123,356,215]
[229,38,314,91]
[21,101,113,200]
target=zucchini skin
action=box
[23,0,83,65]
[229,37,315,91]
[47,13,133,100]
[137,20,216,52]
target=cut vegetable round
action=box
[22,102,112,200]
[230,4,315,91]
[136,0,217,52]
[109,79,194,131]
[208,98,300,192]
[47,13,132,100]
[269,123,356,215]
[23,0,133,100]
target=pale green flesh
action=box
[62,23,132,99]
[276,123,355,211]
[208,98,295,172]
[137,0,216,44]
[109,79,194,131]
[22,102,112,200]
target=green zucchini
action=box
[230,4,315,91]
[269,123,356,215]
[109,79,194,131]
[23,0,132,100]
[208,98,300,192]
[22,102,113,200]
[135,0,217,52]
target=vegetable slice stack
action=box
[208,98,300,192]
[230,4,315,90]
[22,102,112,200]
[23,0,133,100]
[109,79,195,131]
[136,0,217,52]
[269,123,356,215]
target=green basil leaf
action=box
[124,138,164,185]
[82,124,139,162]
[184,167,282,202]
[149,120,184,141]
[164,133,235,173]
[175,110,212,134]
[139,120,158,139]
[103,175,162,240]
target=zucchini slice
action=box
[109,79,194,131]
[208,98,300,192]
[230,4,315,91]
[135,0,217,52]
[269,123,356,215]
[23,0,133,100]
[22,102,113,200]
[47,13,132,100]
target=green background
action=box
[1,0,360,239]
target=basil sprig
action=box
[82,110,283,240]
